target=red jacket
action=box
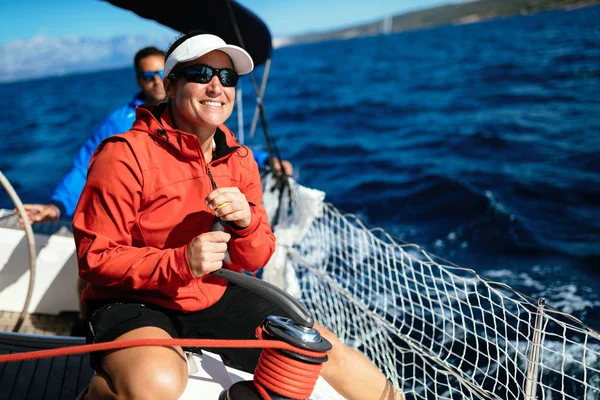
[72,103,275,311]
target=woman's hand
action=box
[186,231,231,277]
[206,187,252,229]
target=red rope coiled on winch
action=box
[253,326,327,400]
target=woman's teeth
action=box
[201,101,222,107]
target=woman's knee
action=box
[99,327,188,400]
[89,368,187,400]
[116,363,187,400]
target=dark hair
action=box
[165,30,210,61]
[134,46,166,75]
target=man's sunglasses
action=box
[139,70,164,82]
[170,64,239,87]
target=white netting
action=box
[261,173,600,400]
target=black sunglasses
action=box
[170,64,239,87]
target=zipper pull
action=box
[206,166,217,190]
[206,166,225,230]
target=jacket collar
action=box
[130,92,146,108]
[132,102,240,160]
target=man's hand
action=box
[206,187,252,229]
[270,158,293,176]
[187,231,231,277]
[17,204,59,228]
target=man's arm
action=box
[252,148,269,168]
[250,148,293,176]
[51,117,126,218]
[18,117,125,227]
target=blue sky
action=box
[0,0,457,45]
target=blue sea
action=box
[0,7,598,329]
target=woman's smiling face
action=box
[167,50,235,131]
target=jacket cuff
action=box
[175,244,195,282]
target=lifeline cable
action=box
[224,0,288,186]
[224,0,294,229]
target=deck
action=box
[0,330,92,400]
[0,211,89,398]
[0,310,78,336]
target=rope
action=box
[0,170,37,333]
[253,327,325,400]
[0,337,325,364]
[0,334,328,399]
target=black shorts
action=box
[86,283,289,373]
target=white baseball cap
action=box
[164,34,254,78]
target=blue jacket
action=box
[51,93,269,217]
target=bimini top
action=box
[104,0,272,67]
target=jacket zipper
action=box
[206,166,217,190]
[206,164,255,207]
[206,165,225,230]
[206,157,257,234]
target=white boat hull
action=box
[0,224,79,315]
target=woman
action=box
[73,31,403,400]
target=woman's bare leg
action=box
[85,326,188,400]
[316,323,405,400]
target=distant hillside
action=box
[276,0,600,47]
